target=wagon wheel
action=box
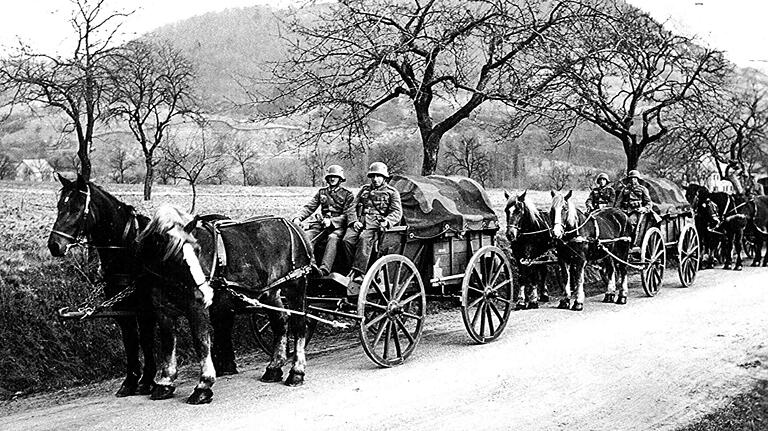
[461,245,514,344]
[641,227,666,297]
[358,255,426,368]
[249,312,318,357]
[677,224,700,287]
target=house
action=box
[15,159,55,182]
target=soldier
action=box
[343,162,402,284]
[291,165,355,276]
[585,172,615,212]
[614,169,652,237]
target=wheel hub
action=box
[387,300,402,316]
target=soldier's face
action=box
[369,174,385,187]
[326,176,341,187]
[597,178,607,187]
[629,178,638,186]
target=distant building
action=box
[15,159,55,182]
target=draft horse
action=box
[549,190,632,311]
[47,174,156,397]
[504,190,564,309]
[136,205,314,404]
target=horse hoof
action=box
[515,301,526,311]
[540,294,550,303]
[734,265,743,271]
[526,301,539,310]
[616,295,627,305]
[285,371,305,387]
[751,261,760,267]
[602,294,615,303]
[186,388,213,405]
[571,302,583,311]
[723,264,732,270]
[762,262,768,267]
[557,299,570,310]
[137,381,156,396]
[115,382,137,398]
[149,384,175,400]
[260,367,283,383]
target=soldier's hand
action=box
[292,217,302,225]
[353,221,363,231]
[322,217,332,228]
[638,207,648,213]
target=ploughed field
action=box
[0,179,588,397]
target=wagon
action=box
[251,175,514,367]
[627,175,701,296]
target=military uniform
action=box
[343,183,403,274]
[292,185,355,271]
[615,180,652,241]
[585,185,615,212]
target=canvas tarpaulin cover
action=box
[389,175,498,237]
[634,175,692,216]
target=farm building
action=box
[15,159,55,182]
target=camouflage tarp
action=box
[389,175,498,237]
[633,174,691,216]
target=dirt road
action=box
[4,267,768,431]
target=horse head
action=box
[549,190,576,239]
[137,205,214,308]
[504,190,526,242]
[48,173,94,256]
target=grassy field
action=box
[0,179,587,397]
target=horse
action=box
[47,173,157,397]
[504,190,563,309]
[742,195,768,266]
[684,184,748,270]
[549,190,632,311]
[136,204,314,404]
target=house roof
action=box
[17,159,53,175]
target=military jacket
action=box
[293,186,355,228]
[353,183,403,228]
[615,183,652,212]
[585,185,615,211]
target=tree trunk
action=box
[190,182,197,213]
[78,144,92,181]
[624,139,642,173]
[143,156,154,200]
[421,133,443,176]
[241,163,248,186]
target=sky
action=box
[1,0,767,73]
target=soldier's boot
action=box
[320,237,339,276]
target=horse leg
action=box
[558,262,572,309]
[114,316,142,397]
[602,259,616,303]
[210,297,238,376]
[136,311,157,395]
[616,258,629,305]
[526,270,542,310]
[538,267,550,303]
[571,261,586,311]
[186,307,216,405]
[260,307,288,383]
[733,228,744,271]
[150,314,177,400]
[761,233,768,267]
[722,232,733,270]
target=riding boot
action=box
[321,236,339,275]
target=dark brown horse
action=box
[47,174,156,397]
[549,191,632,310]
[136,205,314,404]
[685,184,748,270]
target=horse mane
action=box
[523,199,547,227]
[552,192,578,228]
[138,204,197,262]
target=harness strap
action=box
[219,264,314,297]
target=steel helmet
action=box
[596,172,610,182]
[367,162,390,178]
[627,169,641,179]
[324,164,346,182]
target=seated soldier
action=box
[585,172,615,212]
[614,169,652,240]
[292,165,355,276]
[343,162,402,284]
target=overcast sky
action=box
[1,0,766,73]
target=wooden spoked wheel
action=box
[641,227,666,297]
[677,224,700,287]
[249,312,317,357]
[357,255,426,367]
[461,245,514,344]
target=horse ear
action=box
[550,190,555,198]
[565,190,573,200]
[57,173,71,187]
[519,190,527,201]
[183,216,198,233]
[504,190,510,199]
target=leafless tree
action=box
[251,0,598,175]
[301,149,332,187]
[227,133,260,186]
[160,121,225,212]
[369,143,410,177]
[0,153,13,180]
[443,136,491,185]
[538,2,728,172]
[108,38,199,199]
[0,0,131,180]
[547,164,572,191]
[106,142,137,183]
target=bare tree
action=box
[301,149,332,187]
[227,133,260,186]
[0,153,13,180]
[0,0,130,180]
[109,38,198,199]
[443,136,491,185]
[252,0,597,175]
[106,142,137,183]
[539,2,727,172]
[369,143,410,177]
[547,164,572,191]
[160,121,225,212]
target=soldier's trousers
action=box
[343,227,377,274]
[306,224,345,270]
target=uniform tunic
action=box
[585,185,615,211]
[343,183,403,273]
[615,182,653,242]
[292,185,355,270]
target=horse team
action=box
[47,172,764,405]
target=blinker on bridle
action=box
[51,185,91,245]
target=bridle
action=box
[50,185,92,249]
[507,202,550,239]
